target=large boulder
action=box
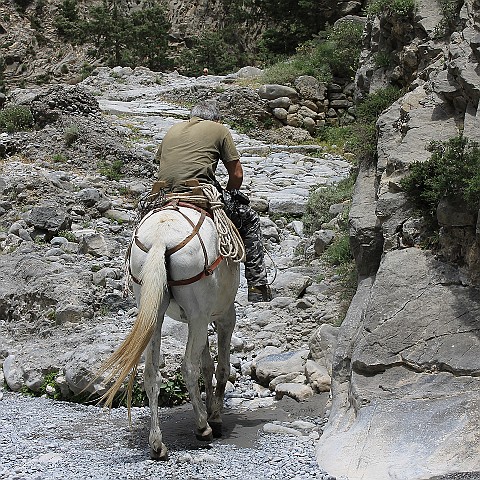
[317,248,480,480]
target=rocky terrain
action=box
[1,0,480,479]
[0,66,354,478]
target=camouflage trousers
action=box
[222,192,268,287]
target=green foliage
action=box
[303,174,356,234]
[55,0,86,42]
[158,372,189,406]
[58,230,76,242]
[252,0,327,55]
[0,106,34,133]
[81,62,94,80]
[229,118,257,134]
[123,3,171,71]
[374,51,393,68]
[177,30,243,76]
[19,371,61,400]
[98,159,123,180]
[334,259,358,326]
[262,21,363,84]
[434,0,462,37]
[13,0,34,12]
[316,126,354,151]
[39,371,62,399]
[349,86,404,164]
[64,124,80,146]
[325,234,353,266]
[365,0,416,16]
[55,0,171,70]
[52,153,68,163]
[401,136,480,217]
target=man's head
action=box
[190,101,220,122]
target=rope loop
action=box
[201,184,245,263]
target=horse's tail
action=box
[96,238,168,419]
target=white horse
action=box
[95,201,240,460]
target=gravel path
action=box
[1,391,336,480]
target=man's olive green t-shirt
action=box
[156,117,239,190]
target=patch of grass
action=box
[374,51,393,68]
[0,106,34,133]
[51,153,68,163]
[229,118,257,135]
[98,159,123,180]
[315,125,354,154]
[64,124,80,146]
[325,234,353,266]
[58,230,76,242]
[262,20,363,84]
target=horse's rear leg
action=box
[183,320,212,441]
[201,338,215,420]
[208,304,236,437]
[144,306,168,460]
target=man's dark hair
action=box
[190,101,220,121]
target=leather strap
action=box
[167,255,224,286]
[165,211,206,256]
[128,201,223,287]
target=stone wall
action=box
[258,76,356,136]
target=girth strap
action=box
[167,255,224,286]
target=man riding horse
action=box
[156,101,272,303]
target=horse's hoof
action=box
[150,445,168,461]
[195,425,213,442]
[209,422,222,438]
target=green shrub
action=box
[176,30,242,76]
[64,124,80,146]
[58,230,76,242]
[365,0,416,16]
[434,0,462,37]
[0,106,34,133]
[262,20,363,84]
[374,51,393,68]
[401,135,480,217]
[262,55,331,85]
[350,86,404,165]
[303,174,356,234]
[316,126,354,151]
[325,234,353,266]
[52,153,67,163]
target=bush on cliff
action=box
[401,135,480,217]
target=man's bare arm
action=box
[224,160,243,191]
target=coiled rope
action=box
[201,184,245,263]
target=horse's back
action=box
[131,206,239,319]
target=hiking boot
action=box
[248,284,272,303]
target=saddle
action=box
[140,179,210,214]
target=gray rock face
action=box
[319,2,480,479]
[317,249,480,479]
